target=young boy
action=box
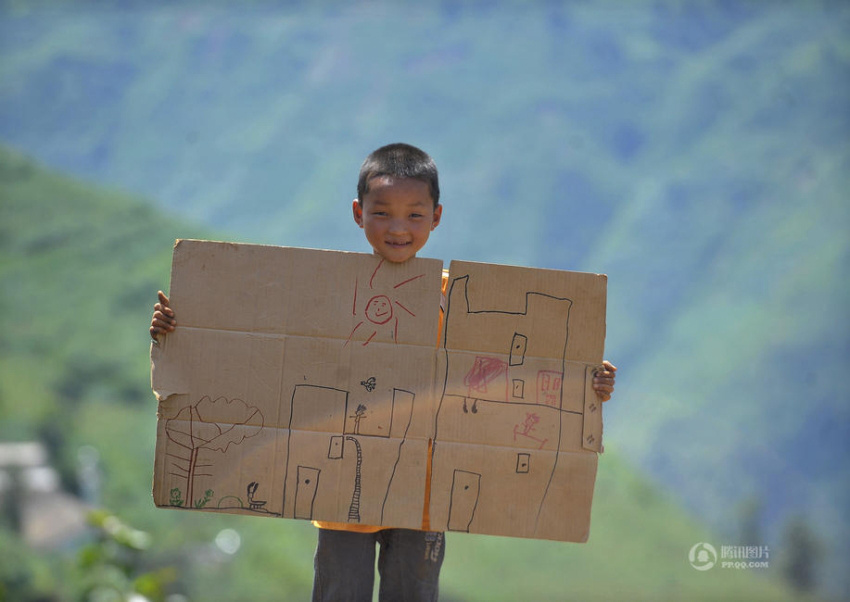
[150,143,618,601]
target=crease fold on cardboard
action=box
[150,338,185,403]
[151,240,607,542]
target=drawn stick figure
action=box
[349,404,368,435]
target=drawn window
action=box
[509,333,528,366]
[516,453,530,474]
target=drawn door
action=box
[447,470,481,532]
[294,466,321,520]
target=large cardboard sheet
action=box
[152,240,607,542]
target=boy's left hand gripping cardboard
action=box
[151,239,606,542]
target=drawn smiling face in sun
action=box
[345,259,424,347]
[365,295,393,325]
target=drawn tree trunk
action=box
[166,396,264,507]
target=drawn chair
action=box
[247,481,267,511]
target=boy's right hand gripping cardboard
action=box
[428,260,606,542]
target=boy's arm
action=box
[592,360,617,402]
[150,290,176,342]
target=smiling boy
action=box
[151,143,617,601]
[353,173,441,263]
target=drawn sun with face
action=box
[365,295,393,324]
[345,259,425,347]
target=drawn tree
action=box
[166,396,264,507]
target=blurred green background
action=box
[1,1,847,600]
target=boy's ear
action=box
[431,204,443,230]
[352,199,364,227]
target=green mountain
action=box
[0,146,807,600]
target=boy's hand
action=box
[150,290,176,341]
[592,360,617,402]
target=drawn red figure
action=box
[462,356,508,413]
[513,412,548,449]
[345,258,424,346]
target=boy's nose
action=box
[387,218,406,234]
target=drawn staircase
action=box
[346,436,362,522]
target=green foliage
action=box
[0,527,62,602]
[194,490,214,510]
[76,510,174,602]
[169,488,184,508]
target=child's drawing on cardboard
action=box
[151,240,606,542]
[152,242,440,530]
[429,261,605,542]
[346,258,427,347]
[164,395,265,511]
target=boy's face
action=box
[353,176,442,263]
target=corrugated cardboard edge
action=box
[583,272,607,454]
[150,239,184,507]
[149,239,183,402]
[582,364,604,453]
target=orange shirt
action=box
[314,269,448,533]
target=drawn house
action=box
[431,272,589,538]
[281,384,421,527]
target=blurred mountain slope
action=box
[0,143,809,600]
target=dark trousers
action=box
[312,528,445,602]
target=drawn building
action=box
[431,272,595,540]
[281,384,424,528]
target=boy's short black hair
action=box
[357,143,440,208]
